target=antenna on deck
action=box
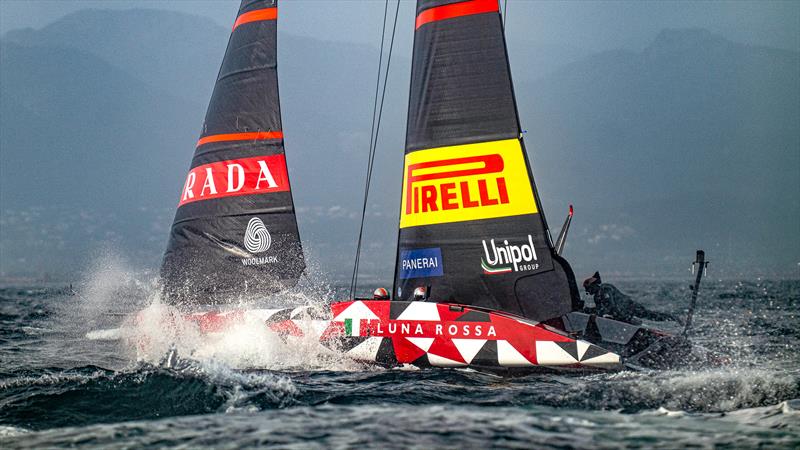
[683,250,709,336]
[554,205,573,256]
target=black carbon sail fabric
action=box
[393,0,581,321]
[161,0,304,304]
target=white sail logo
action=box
[481,235,539,275]
[244,217,272,253]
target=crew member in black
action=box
[583,272,681,324]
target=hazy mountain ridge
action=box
[1,11,797,281]
[0,9,405,280]
[520,28,799,274]
[4,8,229,104]
[0,40,202,210]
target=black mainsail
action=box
[161,0,304,303]
[393,0,581,321]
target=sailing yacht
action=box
[142,0,720,371]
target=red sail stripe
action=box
[232,7,278,30]
[196,131,283,148]
[415,0,499,30]
[178,154,290,206]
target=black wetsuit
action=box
[589,283,679,324]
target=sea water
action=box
[0,260,798,448]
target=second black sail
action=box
[161,0,304,304]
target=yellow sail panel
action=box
[400,139,538,228]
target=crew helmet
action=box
[413,286,427,300]
[582,271,602,293]
[372,287,390,300]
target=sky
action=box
[1,0,798,53]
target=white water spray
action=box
[78,244,365,371]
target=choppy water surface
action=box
[1,274,798,448]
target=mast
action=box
[393,0,581,321]
[161,0,304,304]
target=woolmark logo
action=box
[481,235,539,275]
[244,217,271,253]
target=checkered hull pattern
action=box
[186,301,621,371]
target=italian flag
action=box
[481,259,512,275]
[344,318,360,336]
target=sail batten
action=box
[161,0,304,304]
[233,7,277,30]
[415,0,499,29]
[196,131,283,148]
[394,0,581,321]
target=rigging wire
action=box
[503,0,508,28]
[349,0,401,299]
[349,0,388,299]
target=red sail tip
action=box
[233,7,277,31]
[569,205,573,216]
[415,0,499,30]
[196,131,283,148]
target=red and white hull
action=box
[177,300,621,371]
